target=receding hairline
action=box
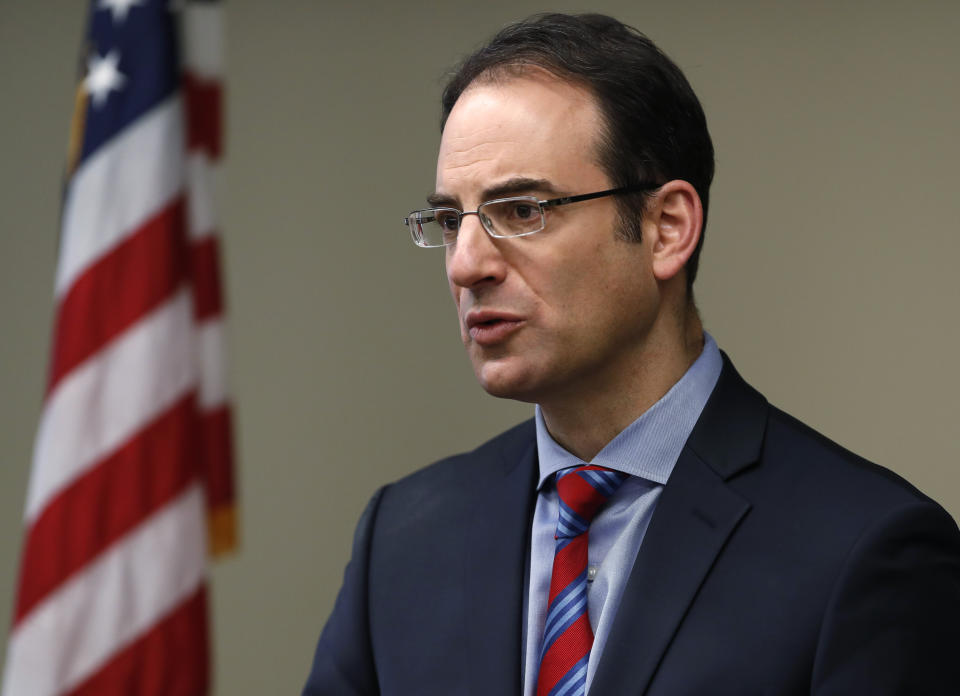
[442,60,600,129]
[442,62,613,179]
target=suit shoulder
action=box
[726,403,960,602]
[761,405,938,510]
[386,419,536,496]
[369,419,536,544]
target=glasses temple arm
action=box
[539,184,658,209]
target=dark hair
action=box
[440,13,715,290]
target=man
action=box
[304,13,960,695]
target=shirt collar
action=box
[534,332,723,489]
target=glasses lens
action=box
[479,198,543,237]
[411,208,460,247]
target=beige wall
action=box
[1,1,958,693]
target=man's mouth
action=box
[465,311,525,346]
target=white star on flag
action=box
[98,0,145,23]
[84,50,126,108]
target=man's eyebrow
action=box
[426,191,457,208]
[482,178,561,201]
[426,177,561,209]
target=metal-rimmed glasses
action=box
[403,184,657,248]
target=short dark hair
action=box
[440,13,715,289]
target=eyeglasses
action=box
[403,184,656,248]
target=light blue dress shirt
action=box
[521,333,723,695]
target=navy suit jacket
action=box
[303,356,960,695]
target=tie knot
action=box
[554,465,627,540]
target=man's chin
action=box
[473,360,540,403]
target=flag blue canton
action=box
[79,0,179,166]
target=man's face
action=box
[436,71,661,405]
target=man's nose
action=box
[445,212,507,289]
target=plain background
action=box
[1,1,958,693]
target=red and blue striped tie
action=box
[535,465,627,696]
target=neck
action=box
[540,308,704,461]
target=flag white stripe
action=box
[25,288,197,523]
[55,96,184,299]
[186,151,219,239]
[2,485,207,696]
[182,4,224,79]
[196,318,229,409]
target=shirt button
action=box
[587,566,598,582]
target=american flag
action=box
[3,0,235,694]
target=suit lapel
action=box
[589,449,750,695]
[590,355,768,695]
[462,423,538,696]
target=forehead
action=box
[435,71,608,202]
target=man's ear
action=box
[648,180,703,282]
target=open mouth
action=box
[467,317,524,345]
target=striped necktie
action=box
[536,465,627,696]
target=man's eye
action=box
[436,213,459,231]
[512,204,534,219]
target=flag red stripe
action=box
[183,72,222,160]
[190,235,225,319]
[13,394,200,626]
[65,585,209,696]
[46,197,189,396]
[199,405,235,509]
